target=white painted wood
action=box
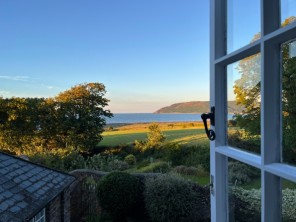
[215,146,261,168]
[261,1,282,220]
[211,0,296,221]
[215,40,260,66]
[265,163,296,183]
[210,0,228,221]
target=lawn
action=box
[99,122,208,147]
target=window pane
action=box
[282,40,296,166]
[227,0,261,53]
[282,178,296,222]
[227,53,261,154]
[228,158,261,221]
[281,0,296,27]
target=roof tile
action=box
[0,152,75,222]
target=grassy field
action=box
[99,121,208,147]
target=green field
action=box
[99,124,208,147]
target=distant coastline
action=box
[106,113,234,124]
[154,101,243,114]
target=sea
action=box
[106,113,234,124]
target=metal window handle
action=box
[201,106,216,141]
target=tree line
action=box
[0,82,113,154]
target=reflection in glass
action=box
[227,53,261,154]
[228,158,261,221]
[282,178,296,222]
[227,0,260,53]
[281,0,296,26]
[282,40,296,166]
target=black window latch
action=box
[201,106,216,141]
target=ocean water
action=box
[106,113,234,124]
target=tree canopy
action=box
[0,82,113,154]
[232,17,296,162]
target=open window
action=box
[210,0,296,221]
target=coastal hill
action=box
[154,101,243,114]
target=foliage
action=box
[137,161,170,173]
[124,154,136,165]
[97,172,144,221]
[282,188,296,221]
[230,188,261,222]
[107,159,129,171]
[231,18,296,164]
[232,53,261,136]
[228,161,260,185]
[144,174,205,222]
[28,150,130,172]
[228,130,260,154]
[173,165,206,176]
[230,187,296,221]
[0,82,113,154]
[135,123,165,152]
[162,143,210,171]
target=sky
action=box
[0,1,295,113]
[0,0,210,113]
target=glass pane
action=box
[228,158,261,221]
[227,0,261,53]
[282,40,296,166]
[227,53,261,154]
[282,178,296,222]
[281,0,296,27]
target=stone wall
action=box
[46,187,72,222]
[47,195,61,222]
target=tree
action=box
[135,123,166,152]
[0,82,113,154]
[232,17,296,162]
[232,53,261,136]
[0,97,43,154]
[52,82,113,151]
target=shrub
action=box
[162,144,210,172]
[107,159,129,171]
[231,188,296,221]
[144,174,204,222]
[230,188,261,222]
[97,172,144,221]
[174,165,207,176]
[228,130,260,154]
[124,154,136,165]
[228,161,259,185]
[138,161,169,173]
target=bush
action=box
[173,165,206,176]
[144,174,204,222]
[230,188,261,222]
[107,159,129,171]
[228,130,260,154]
[138,161,170,173]
[97,172,144,221]
[124,154,136,165]
[228,161,260,185]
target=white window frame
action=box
[210,0,296,221]
[30,208,46,222]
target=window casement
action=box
[210,0,296,221]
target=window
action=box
[30,208,45,222]
[210,0,296,221]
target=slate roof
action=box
[0,152,75,222]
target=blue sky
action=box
[0,0,210,113]
[1,1,294,113]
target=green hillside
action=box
[154,101,243,114]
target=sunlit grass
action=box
[100,122,207,147]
